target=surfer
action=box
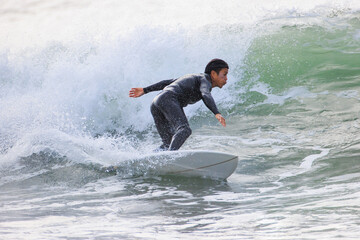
[129,58,228,151]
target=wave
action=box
[0,1,359,177]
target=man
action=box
[129,58,229,151]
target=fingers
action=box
[220,117,226,127]
[215,114,226,127]
[129,89,134,97]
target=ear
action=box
[210,70,218,79]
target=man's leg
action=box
[159,100,192,151]
[169,122,192,151]
[150,102,174,150]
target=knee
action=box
[178,125,192,138]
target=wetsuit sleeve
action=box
[143,79,176,94]
[200,80,220,115]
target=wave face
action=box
[0,0,360,239]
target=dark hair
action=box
[204,58,229,74]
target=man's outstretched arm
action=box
[201,94,226,127]
[129,79,175,98]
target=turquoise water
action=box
[1,0,360,239]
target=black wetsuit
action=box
[143,73,220,151]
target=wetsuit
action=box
[143,73,220,151]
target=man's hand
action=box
[129,88,145,98]
[215,114,226,127]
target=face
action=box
[211,68,228,88]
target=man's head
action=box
[205,58,229,88]
[205,58,229,75]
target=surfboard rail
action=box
[112,150,238,180]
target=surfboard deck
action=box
[108,150,238,180]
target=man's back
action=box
[163,73,213,107]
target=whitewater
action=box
[1,0,360,239]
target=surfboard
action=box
[109,150,238,180]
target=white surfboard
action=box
[111,150,238,180]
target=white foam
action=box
[299,147,330,169]
[1,0,359,49]
[250,83,317,106]
[278,147,330,180]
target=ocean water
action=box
[1,0,360,239]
